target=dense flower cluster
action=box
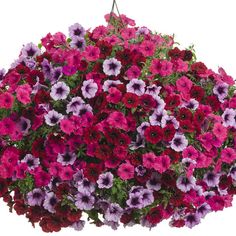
[0,13,236,232]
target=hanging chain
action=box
[109,0,125,27]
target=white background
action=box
[0,0,236,235]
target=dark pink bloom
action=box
[125,65,141,80]
[154,155,171,173]
[59,166,74,181]
[16,84,32,105]
[60,119,75,134]
[117,162,134,180]
[107,87,122,104]
[83,46,100,62]
[150,59,173,77]
[176,76,193,94]
[0,92,14,109]
[34,169,51,187]
[142,152,157,169]
[221,148,236,164]
[212,123,227,142]
[107,111,128,130]
[140,40,156,57]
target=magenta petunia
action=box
[107,111,128,130]
[153,155,171,173]
[0,92,14,109]
[16,84,32,104]
[221,147,236,164]
[117,162,134,180]
[83,46,100,62]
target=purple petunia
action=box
[69,23,86,38]
[18,116,31,135]
[81,79,98,99]
[43,192,57,213]
[222,108,235,127]
[141,189,154,207]
[71,220,85,231]
[213,82,228,102]
[41,59,52,79]
[50,81,70,100]
[149,109,168,127]
[126,79,146,96]
[97,172,114,189]
[126,192,143,209]
[146,172,161,191]
[22,154,40,170]
[75,191,95,210]
[176,175,196,192]
[66,96,85,114]
[145,84,161,97]
[102,79,122,92]
[27,188,45,206]
[44,110,64,126]
[229,165,236,181]
[129,135,145,150]
[57,152,77,166]
[203,171,220,187]
[76,103,93,116]
[170,133,188,152]
[70,36,86,51]
[77,178,95,193]
[135,165,147,176]
[104,203,123,222]
[103,58,122,76]
[196,203,211,218]
[51,67,63,83]
[21,42,41,58]
[185,213,201,228]
[182,98,199,110]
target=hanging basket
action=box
[0,2,236,232]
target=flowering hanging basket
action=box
[0,8,236,233]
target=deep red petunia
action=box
[144,125,164,144]
[122,92,139,108]
[163,124,175,142]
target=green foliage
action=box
[61,195,77,211]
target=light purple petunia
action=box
[75,103,93,116]
[77,178,95,193]
[170,133,188,152]
[136,27,150,36]
[27,188,45,206]
[70,36,86,51]
[0,68,6,81]
[66,96,85,114]
[18,116,31,135]
[22,154,40,170]
[149,109,168,127]
[146,172,161,191]
[43,192,58,213]
[196,203,211,218]
[102,79,122,92]
[73,170,84,186]
[135,165,147,176]
[141,189,154,207]
[71,220,85,231]
[213,82,229,102]
[129,135,145,150]
[50,81,70,100]
[185,213,201,228]
[41,59,52,79]
[229,165,236,181]
[44,110,64,126]
[137,122,150,136]
[69,23,86,38]
[182,98,199,110]
[103,58,122,76]
[176,175,196,192]
[97,172,114,189]
[222,108,235,127]
[57,152,77,166]
[145,84,161,97]
[21,42,41,58]
[51,67,62,83]
[126,79,146,96]
[164,115,179,129]
[75,191,95,210]
[104,203,123,222]
[81,79,98,99]
[153,96,166,112]
[203,171,220,187]
[127,192,143,209]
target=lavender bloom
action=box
[41,59,52,79]
[222,108,235,127]
[136,27,150,36]
[145,84,161,97]
[182,158,196,167]
[0,68,6,81]
[69,23,86,38]
[196,203,211,218]
[50,81,70,100]
[44,110,63,126]
[153,96,166,112]
[146,172,161,191]
[81,79,98,99]
[77,178,95,193]
[66,96,85,114]
[203,171,220,187]
[129,186,144,194]
[102,79,122,92]
[149,109,168,126]
[164,115,179,129]
[170,133,188,152]
[23,58,36,69]
[57,152,77,166]
[129,135,145,150]
[18,117,31,135]
[137,122,150,136]
[176,175,196,192]
[97,172,114,189]
[103,58,122,76]
[22,154,40,170]
[185,213,201,228]
[213,82,229,102]
[71,220,85,231]
[73,170,84,186]
[135,165,146,176]
[103,220,120,230]
[182,99,199,110]
[203,191,216,200]
[43,192,57,213]
[70,36,86,51]
[141,189,154,207]
[75,191,95,210]
[27,188,45,206]
[104,203,123,222]
[229,165,236,181]
[21,42,40,58]
[76,103,93,116]
[51,67,62,83]
[126,79,146,96]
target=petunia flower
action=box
[50,81,70,101]
[66,96,85,114]
[57,152,77,166]
[103,58,122,76]
[170,133,188,152]
[185,213,201,228]
[44,110,64,126]
[43,192,57,213]
[70,36,86,51]
[146,172,161,191]
[21,42,40,58]
[75,191,95,210]
[176,175,196,192]
[97,172,114,189]
[213,82,228,102]
[104,203,123,222]
[203,171,220,187]
[27,188,45,206]
[22,154,40,170]
[69,23,86,38]
[221,108,235,127]
[126,79,146,96]
[81,79,98,99]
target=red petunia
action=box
[177,107,193,122]
[84,163,104,182]
[163,124,175,142]
[144,126,164,144]
[122,92,139,108]
[165,94,181,110]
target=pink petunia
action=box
[15,163,28,179]
[34,169,51,187]
[117,162,134,180]
[16,84,32,105]
[0,92,14,109]
[107,87,122,104]
[0,117,16,135]
[173,59,188,73]
[83,45,100,62]
[59,166,74,181]
[221,148,236,164]
[107,111,128,130]
[154,155,171,173]
[140,40,156,57]
[176,76,193,94]
[142,152,157,169]
[212,123,227,142]
[126,65,141,80]
[1,147,20,166]
[182,145,199,160]
[121,28,136,40]
[150,59,173,77]
[60,119,75,135]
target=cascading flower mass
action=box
[0,12,236,232]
